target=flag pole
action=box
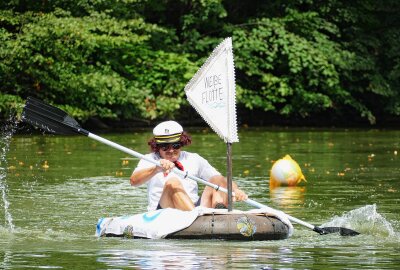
[227,142,233,211]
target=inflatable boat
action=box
[96,207,292,241]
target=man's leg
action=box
[159,178,195,211]
[200,175,228,208]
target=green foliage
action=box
[0,9,196,121]
[0,94,24,118]
[1,0,399,125]
[231,14,346,117]
[0,0,146,18]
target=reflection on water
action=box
[96,242,285,269]
[97,249,210,269]
[269,186,306,208]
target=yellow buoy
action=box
[270,155,306,187]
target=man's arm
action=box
[130,159,176,186]
[130,166,159,186]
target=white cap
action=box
[153,121,183,143]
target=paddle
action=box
[21,97,359,236]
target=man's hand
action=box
[233,188,248,201]
[158,159,175,174]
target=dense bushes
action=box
[1,0,399,125]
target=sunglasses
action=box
[158,143,182,151]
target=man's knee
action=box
[164,178,183,192]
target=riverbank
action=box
[3,106,400,135]
[80,107,400,132]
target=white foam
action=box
[322,204,398,238]
[0,115,18,232]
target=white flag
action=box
[184,37,238,143]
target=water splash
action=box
[0,115,18,232]
[322,204,398,238]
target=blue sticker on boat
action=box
[96,217,105,235]
[142,210,162,223]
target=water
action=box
[0,117,17,233]
[1,128,399,269]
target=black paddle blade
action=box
[314,226,360,236]
[22,97,88,136]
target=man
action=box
[130,120,248,211]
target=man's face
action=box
[158,143,182,162]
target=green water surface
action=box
[1,127,399,269]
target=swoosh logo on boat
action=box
[96,217,105,235]
[142,210,162,223]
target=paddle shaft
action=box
[244,198,314,230]
[87,132,316,231]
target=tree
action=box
[0,7,197,121]
[1,0,399,125]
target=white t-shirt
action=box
[134,151,220,211]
